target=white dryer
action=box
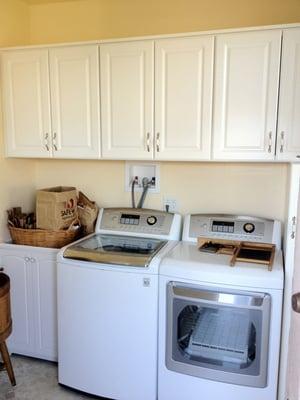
[57,208,181,400]
[158,214,283,400]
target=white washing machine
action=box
[57,208,181,400]
[158,214,283,400]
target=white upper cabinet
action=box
[213,30,281,161]
[155,36,214,160]
[277,28,300,161]
[1,49,52,157]
[2,27,300,163]
[100,41,154,159]
[49,45,101,158]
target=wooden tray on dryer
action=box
[197,238,276,271]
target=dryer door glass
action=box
[166,283,271,388]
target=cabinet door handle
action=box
[291,216,297,239]
[30,258,35,263]
[280,131,284,153]
[52,132,58,151]
[156,133,160,153]
[268,131,272,153]
[44,133,50,151]
[25,257,30,262]
[146,133,151,153]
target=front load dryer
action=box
[158,214,283,400]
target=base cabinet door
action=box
[100,41,154,160]
[1,49,52,158]
[1,254,36,355]
[155,36,214,160]
[277,28,300,161]
[0,246,58,361]
[213,30,281,161]
[31,255,58,361]
[49,45,101,159]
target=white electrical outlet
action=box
[125,162,160,193]
[163,197,178,213]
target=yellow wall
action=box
[35,160,288,221]
[0,0,35,241]
[27,0,294,223]
[29,0,300,44]
[0,0,297,241]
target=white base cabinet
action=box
[0,244,58,361]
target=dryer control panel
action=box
[184,214,281,249]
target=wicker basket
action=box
[8,224,81,249]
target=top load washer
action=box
[57,208,181,400]
[158,214,283,400]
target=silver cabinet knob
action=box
[30,258,35,263]
[280,131,284,153]
[44,133,50,151]
[292,293,300,313]
[156,132,160,152]
[53,132,58,151]
[146,132,151,153]
[268,131,272,153]
[25,257,30,262]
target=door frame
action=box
[278,164,300,400]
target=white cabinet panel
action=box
[49,45,101,158]
[155,36,213,160]
[1,255,35,354]
[213,30,281,160]
[1,50,52,157]
[277,28,300,161]
[33,256,57,360]
[0,245,58,361]
[100,41,154,159]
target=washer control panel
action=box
[187,214,279,245]
[99,208,174,236]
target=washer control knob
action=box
[243,223,255,233]
[147,216,157,226]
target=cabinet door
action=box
[100,41,154,159]
[277,29,300,161]
[49,45,101,159]
[32,256,57,361]
[0,255,36,355]
[213,30,281,160]
[155,36,214,160]
[1,49,52,157]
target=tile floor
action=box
[0,356,100,400]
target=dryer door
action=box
[166,282,271,388]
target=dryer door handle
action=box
[169,282,267,308]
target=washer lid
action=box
[63,233,167,267]
[160,242,283,290]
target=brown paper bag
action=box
[77,191,99,235]
[36,186,78,230]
